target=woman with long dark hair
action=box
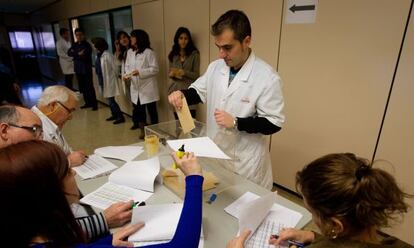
[124,29,160,139]
[168,27,200,118]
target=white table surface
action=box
[76,143,312,248]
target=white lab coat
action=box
[124,48,160,105]
[100,51,120,98]
[56,38,74,75]
[190,52,285,189]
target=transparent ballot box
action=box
[145,119,207,141]
[144,120,238,181]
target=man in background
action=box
[56,27,75,90]
[68,28,98,110]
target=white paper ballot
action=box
[226,192,303,248]
[167,137,231,160]
[72,154,118,179]
[94,145,144,162]
[244,204,303,248]
[109,156,160,192]
[129,203,183,242]
[80,182,153,210]
[238,192,277,239]
[224,192,260,219]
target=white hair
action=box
[37,85,78,107]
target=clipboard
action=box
[176,97,195,134]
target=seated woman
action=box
[0,140,203,248]
[227,153,413,248]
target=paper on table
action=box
[72,154,118,179]
[167,137,231,160]
[128,203,183,242]
[238,192,277,239]
[133,236,205,247]
[80,182,153,210]
[224,191,260,219]
[244,203,303,248]
[94,145,144,162]
[176,97,195,134]
[227,192,303,248]
[109,156,160,192]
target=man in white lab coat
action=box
[168,10,285,189]
[56,28,75,90]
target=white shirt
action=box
[100,51,120,98]
[31,106,73,155]
[56,38,74,75]
[124,48,160,105]
[190,52,285,189]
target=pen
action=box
[172,144,185,169]
[132,201,146,209]
[271,234,305,248]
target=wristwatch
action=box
[233,117,238,130]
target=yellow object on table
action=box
[144,134,159,157]
[172,144,185,169]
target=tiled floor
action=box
[62,102,140,155]
[22,82,319,233]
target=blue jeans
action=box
[108,97,123,120]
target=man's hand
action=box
[78,49,85,56]
[214,109,235,128]
[68,150,87,167]
[226,229,251,248]
[168,90,184,110]
[112,223,145,247]
[104,200,133,228]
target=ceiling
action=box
[0,0,58,14]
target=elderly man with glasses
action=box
[0,105,43,148]
[31,85,87,167]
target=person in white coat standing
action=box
[168,10,285,190]
[124,29,160,139]
[92,37,125,124]
[56,28,75,90]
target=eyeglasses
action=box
[8,123,43,138]
[57,101,75,115]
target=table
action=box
[76,142,312,248]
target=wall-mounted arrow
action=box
[289,4,315,13]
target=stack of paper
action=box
[94,145,144,162]
[80,182,153,210]
[129,203,183,242]
[129,203,204,244]
[225,192,303,248]
[167,137,231,160]
[80,157,161,209]
[109,156,160,192]
[72,154,118,180]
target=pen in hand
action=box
[132,201,146,209]
[271,234,305,248]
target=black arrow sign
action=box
[289,4,315,13]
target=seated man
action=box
[31,85,87,167]
[1,105,131,241]
[0,105,43,148]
